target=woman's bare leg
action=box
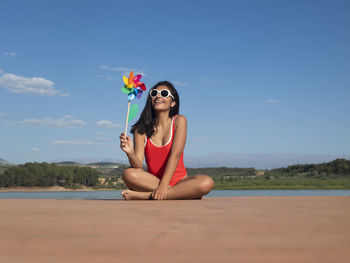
[122,168,160,192]
[164,175,214,200]
[121,168,214,200]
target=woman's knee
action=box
[199,175,214,194]
[122,168,140,182]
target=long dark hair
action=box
[130,81,180,137]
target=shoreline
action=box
[2,186,350,192]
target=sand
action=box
[0,196,349,263]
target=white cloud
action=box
[96,131,109,135]
[0,73,68,97]
[96,120,121,128]
[4,116,87,127]
[0,112,10,117]
[32,147,39,151]
[172,80,188,86]
[100,65,147,77]
[51,140,115,147]
[100,65,110,70]
[96,74,116,80]
[52,140,96,145]
[62,115,74,119]
[3,52,17,56]
[266,99,279,103]
[199,77,225,85]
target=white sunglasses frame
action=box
[149,89,175,99]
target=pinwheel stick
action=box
[124,100,131,138]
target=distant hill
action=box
[184,153,350,169]
[51,158,128,165]
[87,162,127,168]
[0,158,12,166]
[53,161,128,168]
[55,161,80,166]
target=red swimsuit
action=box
[145,115,187,186]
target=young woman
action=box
[119,81,214,200]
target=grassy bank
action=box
[91,177,350,190]
[213,178,350,190]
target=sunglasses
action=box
[149,89,175,99]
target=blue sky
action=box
[0,0,349,164]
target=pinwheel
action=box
[121,71,147,136]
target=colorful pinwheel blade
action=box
[133,74,142,83]
[136,89,142,99]
[139,83,146,91]
[134,82,146,91]
[121,86,131,95]
[128,72,135,86]
[128,104,139,122]
[123,76,129,86]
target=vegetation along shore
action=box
[0,159,350,191]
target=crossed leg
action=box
[121,168,214,200]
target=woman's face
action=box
[151,85,176,112]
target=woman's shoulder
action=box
[175,114,186,121]
[174,114,187,126]
[133,128,146,138]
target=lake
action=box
[0,189,350,199]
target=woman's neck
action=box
[156,111,172,128]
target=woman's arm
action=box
[119,129,145,168]
[159,115,187,186]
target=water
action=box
[0,189,349,199]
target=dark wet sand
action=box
[0,196,349,263]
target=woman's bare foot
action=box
[121,190,152,200]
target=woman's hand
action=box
[152,184,169,200]
[119,133,134,155]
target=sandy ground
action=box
[0,196,349,263]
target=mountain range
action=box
[184,152,350,169]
